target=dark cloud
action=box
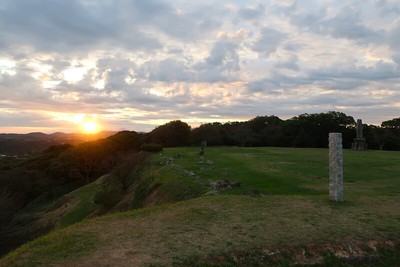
[247,72,312,93]
[375,0,400,15]
[393,54,400,67]
[238,4,265,21]
[310,61,400,81]
[274,55,299,71]
[0,0,125,52]
[251,27,286,56]
[388,22,400,52]
[139,59,192,82]
[288,3,384,45]
[0,0,224,53]
[194,40,240,82]
[324,6,384,44]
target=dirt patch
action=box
[198,239,399,266]
[42,195,80,226]
[46,195,78,212]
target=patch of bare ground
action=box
[200,240,399,266]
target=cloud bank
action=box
[0,0,399,133]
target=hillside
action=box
[1,147,400,266]
[0,131,116,156]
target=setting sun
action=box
[82,120,99,134]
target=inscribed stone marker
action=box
[329,133,343,202]
[199,140,207,155]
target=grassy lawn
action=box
[158,147,400,198]
[1,147,399,266]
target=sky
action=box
[0,0,399,133]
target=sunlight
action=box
[50,112,101,134]
[63,67,86,83]
[0,58,16,75]
[82,120,99,134]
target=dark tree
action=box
[150,120,191,147]
[285,111,355,148]
[190,122,223,146]
[381,117,400,129]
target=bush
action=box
[112,152,149,189]
[93,184,123,208]
[140,143,163,152]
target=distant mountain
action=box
[0,131,117,156]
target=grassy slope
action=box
[57,174,108,227]
[1,147,399,266]
[0,175,108,256]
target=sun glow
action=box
[82,120,99,134]
[51,112,101,134]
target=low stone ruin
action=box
[159,153,185,165]
[206,179,241,195]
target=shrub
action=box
[93,184,123,208]
[112,152,150,189]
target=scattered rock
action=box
[209,179,241,192]
[160,157,174,165]
[242,189,262,197]
[183,170,196,177]
[231,181,240,187]
[367,240,378,252]
[204,190,219,196]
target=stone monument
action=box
[329,133,343,202]
[199,140,207,155]
[351,119,367,150]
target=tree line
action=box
[153,111,400,151]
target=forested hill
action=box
[0,131,116,156]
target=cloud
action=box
[388,22,400,52]
[309,60,400,82]
[375,0,400,15]
[194,39,241,82]
[0,0,127,52]
[274,55,300,71]
[251,27,286,56]
[0,0,225,54]
[1,0,400,132]
[288,2,384,45]
[323,6,384,44]
[139,58,192,82]
[238,4,265,21]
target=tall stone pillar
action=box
[329,133,343,202]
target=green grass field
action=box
[157,147,400,198]
[1,147,399,266]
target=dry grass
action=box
[2,194,399,266]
